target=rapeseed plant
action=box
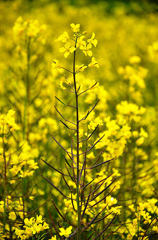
[41,23,118,240]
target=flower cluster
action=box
[52,23,99,74]
[15,215,49,239]
[13,16,46,44]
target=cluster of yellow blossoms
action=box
[52,23,99,75]
[13,16,46,45]
[15,215,49,239]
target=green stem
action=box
[73,38,81,240]
[23,37,31,141]
[3,130,7,235]
[22,37,31,224]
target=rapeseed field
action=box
[1,1,158,239]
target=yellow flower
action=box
[76,36,86,48]
[70,23,80,33]
[49,236,57,240]
[129,55,141,64]
[59,42,76,58]
[59,226,73,237]
[56,31,70,43]
[75,64,87,73]
[87,33,97,47]
[9,212,16,221]
[136,137,145,146]
[88,57,99,68]
[80,43,92,57]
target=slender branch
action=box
[92,214,117,240]
[79,125,99,143]
[89,158,114,170]
[79,99,99,122]
[54,105,76,126]
[48,210,64,240]
[55,96,76,108]
[89,186,116,208]
[62,67,73,74]
[60,120,77,131]
[51,135,76,155]
[81,186,92,220]
[79,134,105,155]
[78,82,98,96]
[41,158,76,179]
[81,205,107,233]
[52,200,76,227]
[40,175,76,201]
[90,178,117,202]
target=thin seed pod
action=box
[141,217,156,240]
[81,205,107,233]
[89,158,114,169]
[52,200,76,227]
[89,178,107,198]
[62,174,75,192]
[92,213,117,240]
[79,99,99,122]
[79,125,99,143]
[89,186,116,208]
[90,178,117,201]
[87,232,94,240]
[83,174,113,201]
[81,186,92,220]
[70,191,76,212]
[55,96,67,106]
[51,135,76,155]
[41,158,76,179]
[60,119,77,131]
[54,105,76,126]
[78,82,98,96]
[82,179,94,190]
[65,229,78,239]
[65,157,71,168]
[79,153,86,180]
[93,211,112,224]
[65,162,76,182]
[27,196,51,215]
[40,175,76,201]
[48,210,64,240]
[79,134,105,156]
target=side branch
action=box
[41,158,76,179]
[78,81,98,96]
[55,96,76,108]
[79,125,99,143]
[79,99,99,122]
[51,135,76,156]
[41,175,76,201]
[79,134,105,156]
[60,120,77,131]
[54,105,76,126]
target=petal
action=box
[64,51,69,58]
[59,47,65,52]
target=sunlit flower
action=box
[59,226,73,237]
[59,42,76,58]
[70,23,80,33]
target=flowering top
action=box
[13,16,46,44]
[55,23,98,58]
[52,23,99,76]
